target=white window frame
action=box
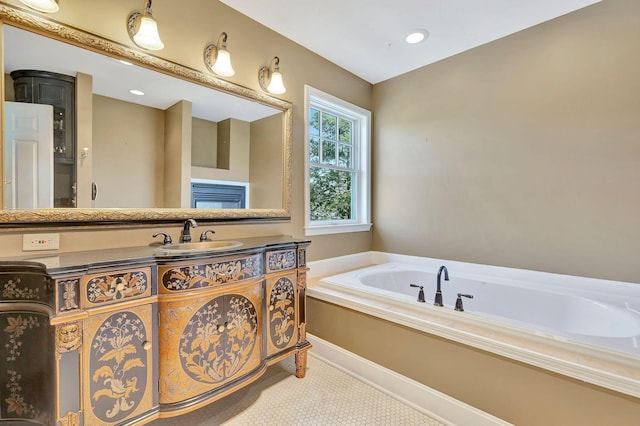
[304,85,372,236]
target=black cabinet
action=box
[11,70,77,207]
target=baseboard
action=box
[307,334,512,426]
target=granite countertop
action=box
[0,235,309,274]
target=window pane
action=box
[338,144,352,168]
[310,167,354,220]
[321,140,336,165]
[321,113,337,140]
[338,118,352,143]
[310,137,320,163]
[309,108,320,136]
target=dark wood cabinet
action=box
[11,70,77,207]
[0,263,56,425]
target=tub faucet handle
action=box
[455,293,474,312]
[409,284,426,303]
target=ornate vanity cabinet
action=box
[0,236,310,425]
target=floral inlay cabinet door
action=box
[159,282,262,404]
[83,303,155,425]
[266,273,298,356]
[0,311,54,424]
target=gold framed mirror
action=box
[0,3,292,226]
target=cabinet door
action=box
[0,309,55,424]
[265,273,298,356]
[159,282,262,405]
[35,78,76,163]
[83,303,155,425]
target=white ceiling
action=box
[220,0,601,84]
[3,26,279,122]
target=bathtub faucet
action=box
[434,265,449,306]
[409,284,425,303]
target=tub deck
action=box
[307,252,640,399]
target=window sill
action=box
[304,223,372,236]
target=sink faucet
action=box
[434,265,449,306]
[180,219,198,243]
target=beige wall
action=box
[0,0,372,258]
[75,72,92,208]
[372,0,640,283]
[92,95,165,208]
[217,118,250,180]
[191,117,217,168]
[191,118,251,183]
[249,114,283,209]
[308,299,640,425]
[164,100,192,208]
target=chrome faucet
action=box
[434,265,449,306]
[180,219,198,243]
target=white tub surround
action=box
[307,252,640,398]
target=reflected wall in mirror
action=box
[0,4,292,225]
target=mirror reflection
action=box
[3,25,284,211]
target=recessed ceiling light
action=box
[129,89,144,96]
[119,60,133,66]
[406,29,429,44]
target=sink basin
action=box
[154,240,243,254]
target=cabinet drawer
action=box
[82,267,152,308]
[266,249,297,273]
[158,253,262,293]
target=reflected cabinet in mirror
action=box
[0,4,292,226]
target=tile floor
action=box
[150,353,444,425]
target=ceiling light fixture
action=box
[258,57,286,95]
[406,29,429,44]
[127,0,164,51]
[129,89,145,96]
[19,0,59,13]
[204,32,235,77]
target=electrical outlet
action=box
[23,233,60,251]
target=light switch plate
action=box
[23,233,60,251]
